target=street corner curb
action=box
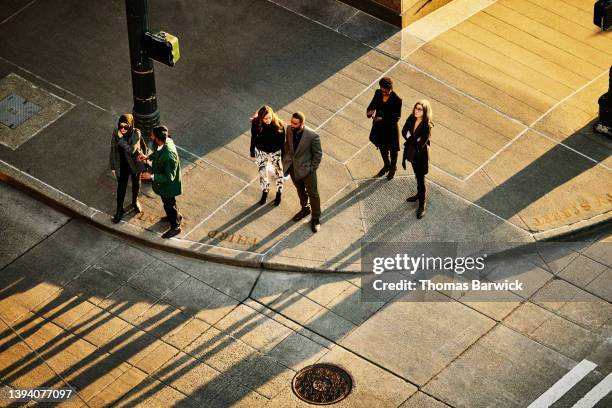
[261,254,363,274]
[0,160,264,270]
[533,211,611,242]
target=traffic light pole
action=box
[125,0,159,143]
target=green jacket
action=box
[150,138,182,198]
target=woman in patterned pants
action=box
[250,106,286,206]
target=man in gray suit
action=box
[283,112,323,233]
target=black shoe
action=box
[162,227,182,239]
[387,169,395,180]
[406,194,418,202]
[375,166,388,177]
[132,200,142,214]
[416,206,426,219]
[292,207,311,221]
[311,219,321,233]
[274,192,282,206]
[112,209,124,224]
[259,191,268,206]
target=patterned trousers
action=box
[255,148,284,193]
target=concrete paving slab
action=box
[500,0,612,56]
[113,374,202,407]
[214,303,294,353]
[184,325,294,399]
[400,391,451,408]
[436,29,574,101]
[469,11,601,79]
[152,351,266,407]
[271,0,358,30]
[0,182,68,269]
[340,293,496,385]
[186,182,301,253]
[338,11,400,50]
[479,131,612,232]
[1,220,119,288]
[504,302,611,369]
[453,20,587,90]
[131,300,192,341]
[147,249,260,301]
[68,306,130,348]
[94,244,154,283]
[557,253,609,289]
[532,279,612,332]
[485,2,612,69]
[86,366,149,408]
[160,276,239,325]
[320,114,370,148]
[423,324,605,408]
[318,128,361,162]
[127,258,189,299]
[263,181,365,272]
[406,47,542,124]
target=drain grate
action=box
[292,364,352,405]
[0,93,41,129]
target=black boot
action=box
[112,208,124,224]
[406,194,418,202]
[375,166,388,177]
[274,192,282,206]
[259,191,268,206]
[416,201,427,219]
[132,199,142,214]
[387,168,396,180]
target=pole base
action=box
[134,108,160,146]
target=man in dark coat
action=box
[139,126,183,238]
[283,112,323,233]
[367,77,402,180]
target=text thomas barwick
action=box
[372,279,523,291]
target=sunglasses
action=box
[119,124,129,130]
[415,107,423,111]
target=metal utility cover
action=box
[0,93,42,129]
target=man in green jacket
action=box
[139,126,183,239]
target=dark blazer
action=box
[282,125,323,181]
[402,115,432,175]
[109,128,148,178]
[367,90,402,151]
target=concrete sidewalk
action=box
[0,0,610,272]
[1,182,611,407]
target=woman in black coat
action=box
[367,77,402,180]
[109,113,148,223]
[402,100,433,219]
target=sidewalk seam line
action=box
[0,0,38,25]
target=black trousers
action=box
[291,170,321,220]
[411,162,426,208]
[380,149,398,170]
[161,196,181,229]
[116,168,140,211]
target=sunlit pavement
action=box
[1,181,610,407]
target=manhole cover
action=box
[292,364,352,405]
[0,93,41,129]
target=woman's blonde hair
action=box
[413,100,433,125]
[252,105,284,133]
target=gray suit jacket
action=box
[283,125,322,181]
